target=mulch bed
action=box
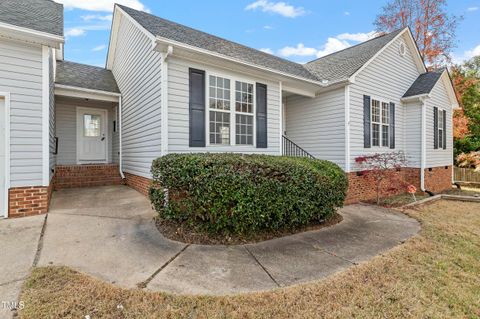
[155,212,343,245]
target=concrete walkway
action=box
[0,214,45,318]
[1,186,420,300]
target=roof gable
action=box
[0,0,63,36]
[403,70,443,98]
[304,29,405,83]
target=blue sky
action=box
[57,0,480,67]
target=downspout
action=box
[118,96,125,179]
[160,45,173,156]
[420,97,426,191]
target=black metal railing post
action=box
[281,135,314,159]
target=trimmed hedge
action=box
[149,153,348,235]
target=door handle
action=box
[101,137,105,141]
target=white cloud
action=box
[467,7,478,11]
[55,0,148,12]
[260,48,274,54]
[278,43,318,57]
[245,0,306,18]
[337,31,378,42]
[276,31,375,59]
[465,44,480,59]
[81,14,113,21]
[65,28,86,37]
[344,11,350,16]
[92,44,107,52]
[315,38,351,57]
[263,25,274,30]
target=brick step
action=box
[53,165,125,190]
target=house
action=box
[0,1,458,218]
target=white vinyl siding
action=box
[285,87,346,170]
[55,98,116,165]
[167,56,280,155]
[111,14,162,178]
[49,48,55,180]
[0,38,44,187]
[349,33,420,170]
[404,101,422,167]
[112,105,119,164]
[425,79,453,168]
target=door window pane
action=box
[84,114,101,137]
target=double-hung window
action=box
[208,74,255,146]
[209,75,231,145]
[235,81,254,145]
[371,99,389,147]
[438,109,444,149]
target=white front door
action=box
[0,98,6,218]
[77,107,108,163]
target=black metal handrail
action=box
[282,135,315,159]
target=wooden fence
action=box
[454,167,480,184]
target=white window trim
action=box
[205,71,256,147]
[370,97,390,149]
[438,108,444,149]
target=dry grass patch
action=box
[20,200,480,319]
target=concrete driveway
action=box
[0,185,420,301]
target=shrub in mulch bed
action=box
[149,153,348,237]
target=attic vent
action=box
[399,42,406,56]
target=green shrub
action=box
[454,136,480,161]
[149,153,348,235]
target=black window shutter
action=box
[363,95,371,148]
[442,109,447,150]
[433,106,438,149]
[256,83,267,148]
[189,68,205,147]
[389,102,395,149]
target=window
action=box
[83,114,101,137]
[371,99,389,147]
[438,109,444,149]
[208,74,255,146]
[209,75,231,145]
[235,81,254,145]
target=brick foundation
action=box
[346,165,453,204]
[54,164,124,189]
[345,167,420,204]
[8,186,50,218]
[424,165,453,193]
[124,172,152,197]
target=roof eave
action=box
[0,21,64,48]
[401,93,431,102]
[153,37,325,87]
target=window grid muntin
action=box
[371,99,389,147]
[209,75,231,111]
[235,81,253,114]
[438,109,444,148]
[209,110,230,145]
[207,74,256,146]
[235,114,254,145]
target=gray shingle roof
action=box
[118,5,409,85]
[118,5,319,81]
[304,28,405,83]
[0,0,63,36]
[403,69,444,98]
[56,61,120,93]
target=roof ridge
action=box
[116,4,309,69]
[305,27,407,65]
[60,60,108,71]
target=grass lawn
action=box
[19,200,480,319]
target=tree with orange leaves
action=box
[374,0,461,66]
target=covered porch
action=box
[53,61,123,189]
